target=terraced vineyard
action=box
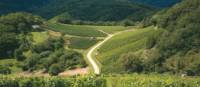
[1,74,200,87]
[47,23,107,37]
[65,37,101,49]
[97,27,164,73]
[46,23,130,50]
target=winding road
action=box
[86,29,135,74]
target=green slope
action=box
[97,27,163,73]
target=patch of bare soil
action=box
[58,67,89,76]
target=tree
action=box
[0,33,19,57]
[14,48,26,61]
[22,53,40,71]
[120,53,143,73]
[49,64,62,76]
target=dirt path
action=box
[86,29,135,74]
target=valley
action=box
[0,0,200,87]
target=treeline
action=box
[51,15,136,26]
[120,0,200,76]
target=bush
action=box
[14,49,26,61]
[120,53,143,73]
[49,64,62,76]
[0,66,11,74]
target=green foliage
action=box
[49,64,62,76]
[0,66,11,74]
[37,0,155,21]
[141,0,200,75]
[14,48,25,61]
[0,12,43,58]
[0,33,19,57]
[119,53,143,73]
[31,32,49,44]
[22,37,87,74]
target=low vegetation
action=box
[0,74,200,87]
[31,32,49,44]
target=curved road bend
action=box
[86,29,135,74]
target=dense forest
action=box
[0,0,179,23]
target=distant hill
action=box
[0,0,181,22]
[0,0,182,22]
[129,0,181,8]
[0,0,47,14]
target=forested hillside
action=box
[0,0,47,14]
[37,0,156,22]
[120,0,200,75]
[0,0,155,22]
[129,0,181,8]
[0,0,182,24]
[148,0,200,75]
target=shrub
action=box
[120,53,143,73]
[0,66,11,74]
[49,64,62,76]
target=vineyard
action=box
[1,74,200,87]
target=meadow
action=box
[31,32,49,44]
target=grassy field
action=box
[31,32,49,44]
[96,27,163,73]
[47,23,107,37]
[65,37,102,49]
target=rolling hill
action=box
[0,0,180,22]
